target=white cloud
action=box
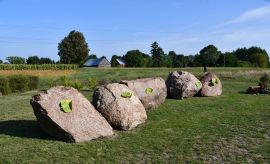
[215,28,270,54]
[217,5,270,27]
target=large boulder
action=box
[30,86,114,143]
[93,83,147,130]
[200,73,222,97]
[166,71,202,99]
[120,77,167,109]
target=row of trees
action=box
[55,30,269,68]
[1,30,269,68]
[1,56,55,64]
[111,43,269,68]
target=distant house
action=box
[115,58,125,67]
[83,56,111,68]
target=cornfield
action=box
[0,64,78,70]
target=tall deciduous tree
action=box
[26,56,40,64]
[39,57,55,64]
[6,56,25,64]
[250,53,269,68]
[124,50,145,67]
[26,56,54,64]
[197,45,221,66]
[87,54,97,60]
[218,52,238,67]
[233,46,269,67]
[58,30,90,64]
[111,55,122,67]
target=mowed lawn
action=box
[0,68,270,163]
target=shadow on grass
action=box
[0,120,54,141]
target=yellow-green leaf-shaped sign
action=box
[210,78,218,86]
[195,81,202,89]
[121,92,132,98]
[145,88,153,95]
[59,100,72,113]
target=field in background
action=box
[0,67,270,163]
[0,70,78,77]
[74,67,270,83]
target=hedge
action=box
[0,64,78,70]
[0,76,11,95]
[0,75,39,95]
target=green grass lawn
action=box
[0,68,270,163]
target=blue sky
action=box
[0,0,270,61]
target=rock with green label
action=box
[93,83,147,130]
[120,77,167,109]
[30,86,114,142]
[200,73,222,97]
[166,71,202,99]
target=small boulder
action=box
[166,71,202,99]
[30,86,114,143]
[93,83,147,130]
[120,77,167,109]
[200,73,222,97]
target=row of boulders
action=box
[30,71,222,142]
[166,71,222,98]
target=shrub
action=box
[8,75,30,92]
[60,76,71,87]
[260,73,269,83]
[87,77,97,90]
[29,76,39,90]
[0,75,38,95]
[47,78,58,88]
[72,80,84,90]
[0,76,11,95]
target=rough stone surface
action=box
[166,71,202,99]
[93,83,147,130]
[120,77,167,109]
[200,73,222,97]
[30,86,114,143]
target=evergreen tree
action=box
[151,42,165,67]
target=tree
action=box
[87,54,97,60]
[151,42,165,67]
[249,53,269,68]
[26,56,54,64]
[168,51,176,67]
[6,56,25,64]
[124,50,144,67]
[175,55,187,67]
[39,57,55,64]
[234,47,249,61]
[142,53,152,67]
[197,45,221,66]
[233,46,269,67]
[220,52,238,67]
[0,59,2,64]
[26,56,40,64]
[111,55,122,67]
[58,30,90,64]
[167,51,176,67]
